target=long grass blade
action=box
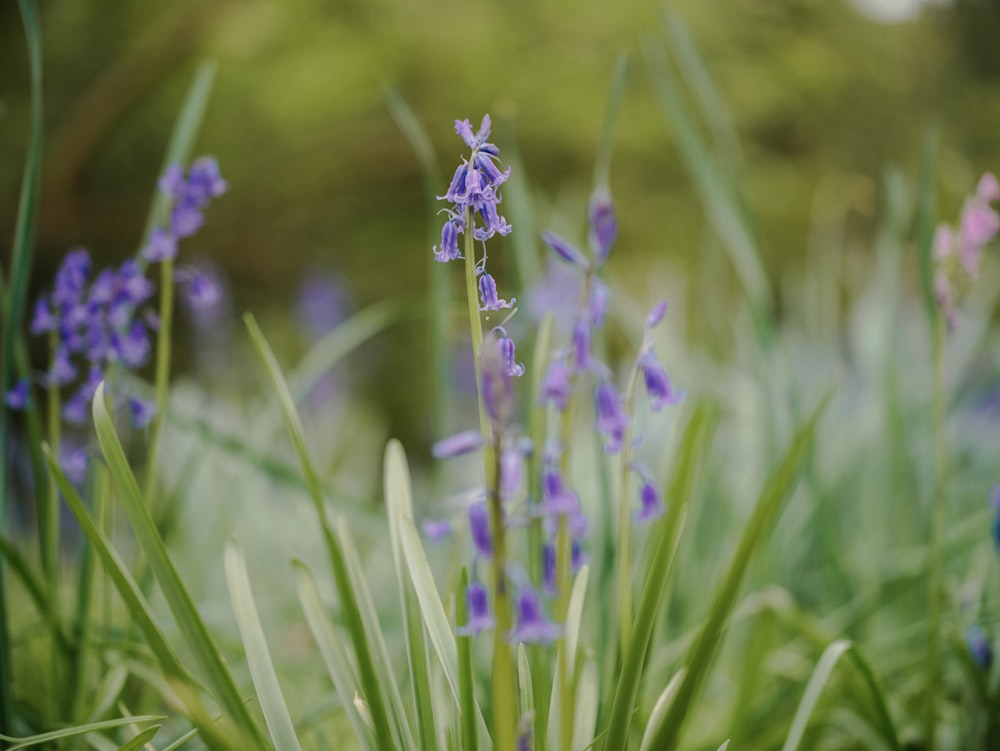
[593,53,629,189]
[0,716,164,751]
[225,542,304,751]
[643,389,833,750]
[91,385,269,751]
[244,313,397,750]
[384,440,439,751]
[116,725,162,751]
[457,567,479,751]
[638,669,686,751]
[293,560,376,751]
[602,402,716,750]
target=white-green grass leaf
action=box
[116,725,161,751]
[161,728,200,751]
[225,542,303,751]
[457,567,479,751]
[572,654,599,751]
[91,385,268,750]
[293,561,375,751]
[0,716,163,751]
[639,669,686,751]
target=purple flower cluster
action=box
[933,173,999,329]
[5,157,226,480]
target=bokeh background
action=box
[2,0,999,450]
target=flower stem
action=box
[616,361,642,661]
[924,313,947,750]
[43,329,61,719]
[144,257,174,508]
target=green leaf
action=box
[161,728,201,751]
[91,385,268,751]
[0,534,49,621]
[642,390,833,750]
[0,716,164,751]
[458,567,479,751]
[116,725,161,751]
[293,560,376,751]
[593,52,629,188]
[244,313,397,751]
[572,655,599,751]
[548,566,591,751]
[603,402,716,750]
[225,542,304,751]
[384,440,439,750]
[638,669,686,751]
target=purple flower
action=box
[469,502,493,559]
[497,335,525,378]
[481,337,515,427]
[29,297,57,335]
[634,481,665,524]
[142,227,178,263]
[115,261,154,306]
[295,271,349,342]
[159,164,185,198]
[542,543,557,596]
[509,587,561,644]
[434,217,463,263]
[967,624,993,669]
[646,301,669,330]
[422,519,453,541]
[639,351,683,411]
[587,186,617,267]
[542,231,588,271]
[432,430,483,459]
[52,249,91,307]
[541,358,572,411]
[60,444,89,485]
[595,382,628,453]
[129,398,156,428]
[4,379,30,409]
[572,318,591,373]
[479,273,515,311]
[111,321,151,369]
[501,447,523,500]
[171,200,205,239]
[87,269,116,307]
[456,582,494,636]
[540,468,580,516]
[47,346,77,387]
[588,279,609,328]
[186,157,228,201]
[179,269,222,311]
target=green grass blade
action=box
[644,389,832,750]
[780,640,901,751]
[914,127,939,324]
[137,61,217,255]
[638,669,685,751]
[458,567,479,751]
[384,440,439,751]
[293,560,376,751]
[516,644,533,734]
[161,728,201,751]
[225,542,304,751]
[399,515,492,749]
[116,725,162,751]
[0,716,164,751]
[603,402,717,750]
[0,534,49,620]
[91,385,269,750]
[244,313,397,751]
[641,34,772,331]
[548,566,590,751]
[572,655,598,751]
[593,52,629,188]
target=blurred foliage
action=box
[1,0,999,446]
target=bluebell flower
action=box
[4,379,30,409]
[422,519,453,541]
[48,346,77,387]
[572,318,591,373]
[60,444,89,485]
[542,231,589,271]
[295,271,350,342]
[129,398,156,428]
[509,587,561,644]
[588,186,616,267]
[456,582,495,636]
[967,624,993,669]
[479,273,515,311]
[481,336,516,427]
[541,357,572,411]
[142,227,177,263]
[542,543,557,596]
[29,297,57,335]
[178,268,222,311]
[501,446,523,500]
[639,350,683,411]
[52,249,91,308]
[595,382,628,454]
[111,320,151,369]
[497,334,525,378]
[539,468,580,517]
[434,216,463,263]
[432,430,484,459]
[634,480,665,524]
[646,300,668,329]
[469,502,493,559]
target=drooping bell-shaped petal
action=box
[509,587,562,644]
[29,297,57,335]
[434,218,463,263]
[542,543,557,596]
[540,468,580,516]
[469,502,493,559]
[479,273,515,311]
[542,231,588,270]
[595,382,628,454]
[498,335,525,377]
[646,300,669,330]
[587,186,617,267]
[4,379,30,409]
[634,481,665,524]
[432,430,483,459]
[142,227,178,263]
[967,624,993,669]
[422,519,453,541]
[456,582,495,636]
[129,398,156,428]
[639,350,683,411]
[47,346,77,387]
[572,318,591,373]
[588,279,609,328]
[541,358,572,411]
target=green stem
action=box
[616,362,642,661]
[143,258,175,510]
[925,313,947,750]
[45,331,62,718]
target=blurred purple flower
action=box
[469,502,493,559]
[587,186,617,267]
[595,382,628,454]
[509,587,561,644]
[432,430,483,459]
[4,379,30,409]
[639,351,683,411]
[456,582,494,636]
[422,519,453,541]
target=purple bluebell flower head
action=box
[432,429,483,459]
[52,249,91,307]
[187,157,229,201]
[497,334,525,378]
[542,231,588,271]
[434,217,463,263]
[129,398,156,428]
[595,382,628,453]
[60,444,89,485]
[48,346,77,387]
[457,581,495,636]
[635,481,665,524]
[587,186,617,267]
[422,519,453,541]
[115,260,154,306]
[172,200,205,239]
[509,587,562,644]
[481,337,516,427]
[991,485,1000,512]
[29,297,57,335]
[87,269,116,307]
[469,502,493,559]
[111,321,151,369]
[639,350,683,411]
[541,358,572,411]
[62,391,89,425]
[142,227,178,263]
[4,379,30,409]
[967,624,993,669]
[178,268,222,311]
[540,468,580,516]
[159,164,185,198]
[646,300,669,330]
[479,273,515,311]
[588,279,609,328]
[295,271,349,341]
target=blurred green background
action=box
[1,0,999,446]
